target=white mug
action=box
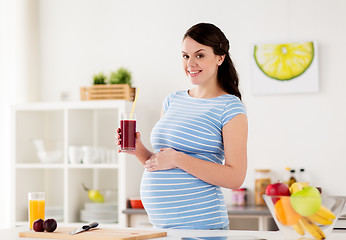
[98,147,106,163]
[81,146,98,164]
[68,146,83,164]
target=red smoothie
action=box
[120,119,136,151]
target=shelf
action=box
[12,100,142,227]
[67,164,119,169]
[15,221,27,227]
[15,163,119,169]
[122,205,272,216]
[16,163,65,169]
[13,100,133,111]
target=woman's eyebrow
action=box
[182,49,206,54]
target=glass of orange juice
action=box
[28,192,45,230]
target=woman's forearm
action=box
[134,142,154,165]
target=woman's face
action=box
[182,36,224,86]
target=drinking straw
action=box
[130,87,139,119]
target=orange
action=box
[274,197,301,226]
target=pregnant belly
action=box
[139,168,228,229]
[140,168,220,212]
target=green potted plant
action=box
[93,72,107,85]
[81,68,135,101]
[109,67,132,86]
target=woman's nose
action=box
[187,58,197,67]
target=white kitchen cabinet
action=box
[12,100,144,227]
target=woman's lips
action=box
[188,70,202,77]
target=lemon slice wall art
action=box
[251,41,319,95]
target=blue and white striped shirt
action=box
[140,90,247,229]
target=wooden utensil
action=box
[19,227,167,240]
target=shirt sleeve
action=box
[162,92,176,113]
[221,97,247,127]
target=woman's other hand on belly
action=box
[144,148,181,171]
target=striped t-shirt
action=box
[140,90,247,229]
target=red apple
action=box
[265,182,290,204]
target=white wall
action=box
[36,0,346,200]
[1,0,40,228]
[0,0,15,229]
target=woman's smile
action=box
[187,69,202,77]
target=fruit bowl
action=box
[263,194,346,239]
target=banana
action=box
[316,205,336,220]
[292,221,305,236]
[307,205,335,225]
[289,182,309,194]
[299,217,326,240]
[307,213,333,225]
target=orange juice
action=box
[29,199,45,229]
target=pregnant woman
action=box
[117,22,248,230]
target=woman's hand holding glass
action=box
[116,128,159,166]
[116,128,138,154]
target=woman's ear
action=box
[218,54,226,66]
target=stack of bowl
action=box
[80,202,118,223]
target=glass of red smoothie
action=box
[120,113,136,152]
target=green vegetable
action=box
[93,72,107,85]
[109,67,132,86]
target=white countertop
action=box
[1,226,346,240]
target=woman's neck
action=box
[189,87,227,99]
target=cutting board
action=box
[19,227,167,240]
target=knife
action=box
[69,222,99,235]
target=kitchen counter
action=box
[1,226,346,240]
[123,205,276,230]
[123,205,271,215]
